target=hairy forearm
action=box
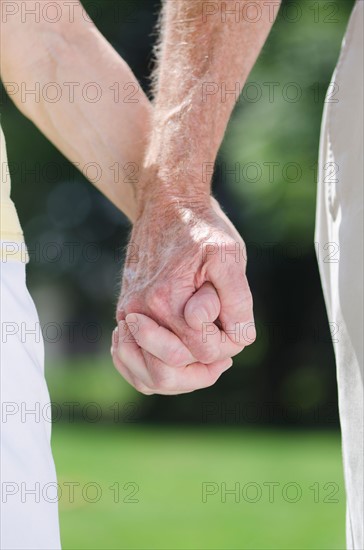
[141,0,280,206]
[1,1,151,222]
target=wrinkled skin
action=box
[111,196,255,395]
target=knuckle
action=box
[243,290,254,310]
[235,291,254,322]
[244,321,256,345]
[248,331,256,345]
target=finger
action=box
[111,342,152,395]
[184,282,221,330]
[183,281,245,361]
[112,348,150,394]
[167,312,243,364]
[113,321,155,390]
[113,321,232,395]
[163,357,234,394]
[209,266,256,347]
[125,313,196,367]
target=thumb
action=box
[184,282,221,330]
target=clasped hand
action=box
[111,196,255,395]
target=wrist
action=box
[135,164,211,219]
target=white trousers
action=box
[0,261,61,549]
[315,2,363,548]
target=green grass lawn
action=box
[52,425,345,550]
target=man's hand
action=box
[113,194,255,394]
[109,0,279,394]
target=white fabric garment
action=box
[315,1,364,548]
[0,260,61,549]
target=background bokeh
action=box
[1,0,356,548]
